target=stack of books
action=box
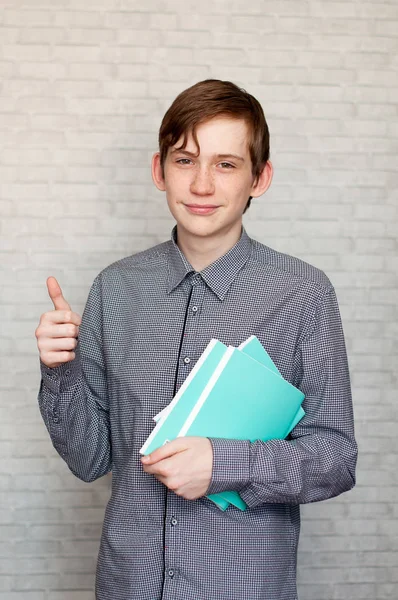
[140,336,305,511]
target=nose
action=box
[190,166,215,196]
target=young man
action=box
[36,79,357,600]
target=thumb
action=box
[46,276,72,311]
[141,438,187,464]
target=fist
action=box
[35,277,82,369]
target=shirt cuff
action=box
[40,355,81,395]
[206,438,251,495]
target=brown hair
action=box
[158,79,270,211]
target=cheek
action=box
[164,169,191,196]
[217,174,252,203]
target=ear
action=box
[151,152,166,192]
[250,160,273,198]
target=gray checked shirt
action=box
[38,226,357,600]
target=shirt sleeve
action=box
[37,273,112,483]
[206,286,358,507]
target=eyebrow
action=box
[170,149,245,162]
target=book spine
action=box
[139,339,219,453]
[177,346,234,437]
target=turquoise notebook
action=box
[178,346,305,457]
[215,335,305,511]
[239,335,305,433]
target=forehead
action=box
[174,116,251,155]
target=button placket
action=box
[163,280,204,593]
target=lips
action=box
[184,204,220,215]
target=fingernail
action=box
[141,455,150,463]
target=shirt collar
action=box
[167,225,252,300]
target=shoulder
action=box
[96,240,172,282]
[250,238,333,294]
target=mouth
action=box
[184,204,220,215]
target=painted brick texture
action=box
[0,1,397,598]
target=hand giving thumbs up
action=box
[35,277,82,369]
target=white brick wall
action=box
[1,1,397,598]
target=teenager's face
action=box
[152,116,272,245]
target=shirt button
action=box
[192,306,198,313]
[65,369,71,376]
[53,416,60,424]
[183,357,190,364]
[170,516,178,526]
[168,569,174,578]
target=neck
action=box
[176,224,242,271]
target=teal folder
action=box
[178,346,304,456]
[239,336,305,432]
[216,336,304,510]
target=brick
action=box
[13,573,60,590]
[149,13,178,30]
[345,51,392,69]
[54,80,103,98]
[10,130,66,147]
[4,9,53,26]
[104,11,149,29]
[374,19,398,36]
[359,3,398,20]
[66,28,115,45]
[0,61,15,78]
[193,47,246,65]
[0,27,19,43]
[67,62,115,80]
[178,13,231,31]
[97,45,148,63]
[116,28,164,46]
[310,3,357,18]
[2,44,50,61]
[57,572,93,590]
[0,114,28,130]
[357,69,398,86]
[52,45,101,62]
[101,80,148,97]
[18,61,68,79]
[231,0,309,16]
[54,11,104,28]
[150,46,193,64]
[19,27,66,44]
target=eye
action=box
[219,162,235,169]
[176,158,193,165]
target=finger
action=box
[39,323,79,339]
[39,337,78,352]
[142,455,173,476]
[42,350,76,365]
[42,310,82,326]
[141,438,187,465]
[47,276,72,312]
